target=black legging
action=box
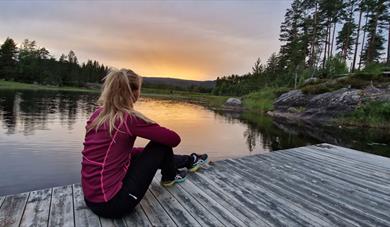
[85,141,192,218]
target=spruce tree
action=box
[336,0,358,61]
[0,38,18,80]
[361,0,389,64]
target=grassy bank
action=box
[0,79,100,93]
[241,87,289,112]
[0,80,228,109]
[337,101,390,128]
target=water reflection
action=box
[215,111,320,152]
[0,89,389,195]
[0,90,97,135]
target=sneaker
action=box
[161,170,187,187]
[188,153,209,172]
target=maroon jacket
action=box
[81,108,181,203]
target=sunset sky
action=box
[0,1,292,80]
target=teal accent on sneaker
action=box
[189,154,209,172]
[161,170,187,187]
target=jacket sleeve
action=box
[127,115,181,147]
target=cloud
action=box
[0,0,291,80]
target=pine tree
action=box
[319,0,344,68]
[0,38,18,80]
[252,58,264,75]
[336,0,358,61]
[67,50,78,64]
[279,0,307,73]
[361,0,389,64]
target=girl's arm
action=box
[127,116,181,147]
[131,147,144,156]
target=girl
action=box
[81,68,208,218]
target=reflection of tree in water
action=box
[213,110,320,152]
[213,109,390,157]
[0,90,98,135]
[271,118,390,157]
[0,91,18,134]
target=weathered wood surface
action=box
[0,143,389,226]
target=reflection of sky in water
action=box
[0,91,270,195]
[134,99,269,158]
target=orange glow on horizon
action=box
[129,64,207,80]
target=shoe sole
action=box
[161,176,187,187]
[189,158,209,172]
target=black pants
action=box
[85,141,192,218]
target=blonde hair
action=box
[88,68,154,135]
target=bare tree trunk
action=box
[387,22,390,64]
[352,10,363,72]
[327,23,332,59]
[359,13,368,70]
[330,22,337,57]
[344,3,355,62]
[323,22,330,68]
[310,2,318,69]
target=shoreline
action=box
[1,79,389,129]
[0,79,229,111]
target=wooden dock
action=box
[1,143,390,226]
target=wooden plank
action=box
[19,188,52,227]
[48,185,74,227]
[183,173,271,227]
[273,149,390,199]
[306,146,390,174]
[123,205,152,227]
[0,193,29,227]
[295,147,390,177]
[177,177,247,227]
[189,171,300,226]
[224,157,390,226]
[159,178,224,226]
[258,152,390,222]
[245,152,390,208]
[267,151,390,205]
[291,147,390,183]
[197,164,336,227]
[0,196,4,208]
[149,178,201,227]
[72,184,101,227]
[140,190,177,226]
[310,145,390,173]
[100,217,127,227]
[316,144,390,168]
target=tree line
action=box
[213,0,390,96]
[0,38,108,86]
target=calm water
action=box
[0,90,389,195]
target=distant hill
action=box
[142,77,215,90]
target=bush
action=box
[352,72,381,81]
[301,82,345,94]
[242,87,285,111]
[273,87,290,96]
[342,101,390,127]
[319,55,348,79]
[342,77,369,89]
[361,63,384,76]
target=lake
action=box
[0,89,389,196]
